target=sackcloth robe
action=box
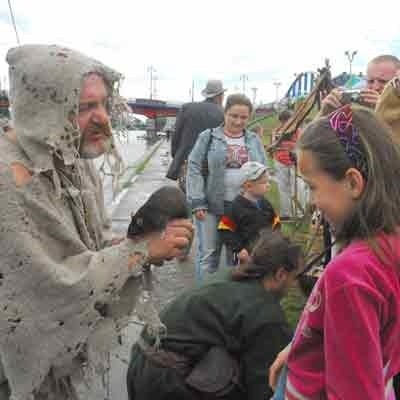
[0,44,150,400]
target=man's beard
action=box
[80,136,112,159]
[79,123,112,159]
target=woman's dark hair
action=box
[224,93,253,114]
[298,107,400,244]
[231,229,302,281]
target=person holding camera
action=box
[321,54,400,113]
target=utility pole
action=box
[273,81,281,103]
[344,50,357,78]
[251,87,258,106]
[153,75,158,99]
[240,74,248,94]
[189,79,194,101]
[147,65,156,99]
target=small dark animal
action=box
[127,186,188,238]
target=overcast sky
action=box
[0,0,399,104]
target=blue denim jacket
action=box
[186,125,267,215]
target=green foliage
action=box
[254,106,324,328]
[265,179,308,328]
[281,286,307,329]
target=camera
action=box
[341,89,363,104]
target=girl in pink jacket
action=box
[273,105,400,399]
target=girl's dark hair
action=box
[298,107,400,243]
[224,93,253,114]
[231,229,302,281]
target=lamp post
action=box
[344,50,357,78]
[189,79,194,102]
[251,87,258,106]
[147,65,156,99]
[273,81,281,103]
[153,75,158,99]
[240,74,248,94]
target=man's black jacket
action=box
[166,99,223,180]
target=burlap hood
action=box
[7,44,122,172]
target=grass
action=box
[250,112,309,328]
[266,177,308,328]
[281,286,307,329]
[121,140,163,189]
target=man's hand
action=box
[321,88,343,113]
[360,88,380,107]
[268,344,291,390]
[146,219,193,265]
[194,209,207,220]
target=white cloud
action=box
[1,0,400,102]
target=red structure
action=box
[127,98,182,119]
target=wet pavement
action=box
[93,130,151,208]
[110,139,196,308]
[107,139,196,400]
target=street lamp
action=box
[251,87,258,106]
[147,65,156,99]
[189,79,194,102]
[273,81,281,103]
[153,75,158,99]
[344,50,357,78]
[240,74,248,94]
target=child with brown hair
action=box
[269,104,400,399]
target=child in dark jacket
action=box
[218,161,280,264]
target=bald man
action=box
[321,54,400,112]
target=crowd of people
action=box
[0,43,399,400]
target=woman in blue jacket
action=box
[186,94,267,280]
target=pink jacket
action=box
[286,233,400,399]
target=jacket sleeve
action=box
[171,106,185,157]
[254,133,268,166]
[236,212,262,251]
[219,229,243,253]
[218,208,243,252]
[242,323,291,400]
[0,164,150,398]
[261,199,280,228]
[186,130,210,212]
[234,200,276,251]
[323,284,386,399]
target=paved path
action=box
[108,140,196,400]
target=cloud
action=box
[0,0,399,102]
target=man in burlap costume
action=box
[0,44,192,400]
